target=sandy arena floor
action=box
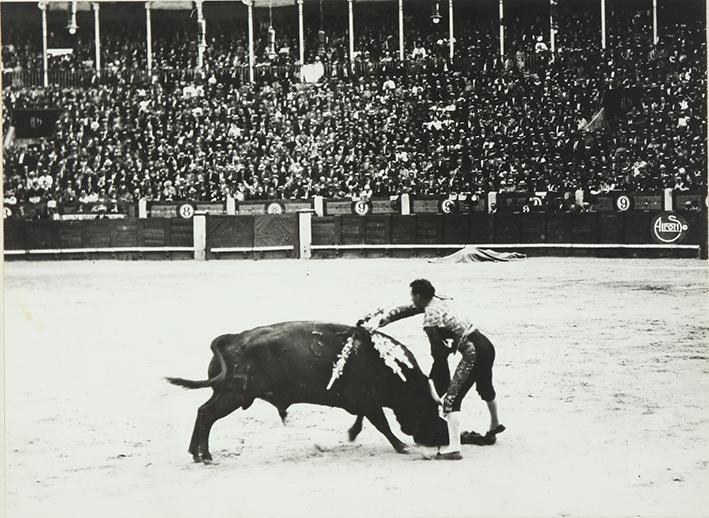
[3,257,709,518]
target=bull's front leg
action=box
[365,408,409,454]
[348,415,364,442]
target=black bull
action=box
[166,321,448,462]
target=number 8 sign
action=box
[179,203,195,219]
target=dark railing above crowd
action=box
[2,52,550,89]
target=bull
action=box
[166,321,448,462]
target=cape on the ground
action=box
[428,246,527,263]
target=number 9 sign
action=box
[616,195,631,212]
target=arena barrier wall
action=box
[4,210,707,260]
[3,218,194,258]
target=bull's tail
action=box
[165,336,230,390]
[165,377,214,389]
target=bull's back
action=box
[218,322,364,408]
[224,321,425,411]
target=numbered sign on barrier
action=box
[352,200,372,216]
[615,194,632,212]
[178,203,195,219]
[439,199,457,214]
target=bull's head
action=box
[393,377,449,447]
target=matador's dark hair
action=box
[409,279,435,300]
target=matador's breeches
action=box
[442,330,497,414]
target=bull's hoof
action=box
[395,444,410,454]
[348,426,362,442]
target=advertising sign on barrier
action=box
[237,202,268,215]
[633,194,663,211]
[325,200,354,215]
[651,213,689,244]
[593,194,614,211]
[371,199,398,214]
[149,203,178,218]
[674,193,705,212]
[60,213,126,220]
[459,194,486,213]
[195,202,226,214]
[283,200,314,212]
[500,193,529,212]
[411,199,439,214]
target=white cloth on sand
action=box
[428,246,527,263]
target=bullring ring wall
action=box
[4,192,708,260]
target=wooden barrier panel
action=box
[391,215,417,244]
[83,220,113,248]
[25,221,58,249]
[364,215,391,244]
[468,213,493,243]
[143,219,169,247]
[679,210,707,247]
[340,215,365,244]
[254,215,296,247]
[598,213,624,243]
[312,216,338,246]
[519,213,545,243]
[623,212,654,244]
[570,213,598,243]
[3,220,28,250]
[442,215,469,244]
[114,220,140,247]
[493,213,520,243]
[57,221,84,248]
[415,214,442,244]
[207,216,255,248]
[170,219,194,246]
[545,214,571,243]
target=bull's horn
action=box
[427,379,442,405]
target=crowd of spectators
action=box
[2,0,706,214]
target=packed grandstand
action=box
[1,0,706,217]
